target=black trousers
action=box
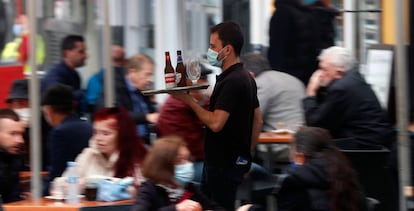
[201,164,249,211]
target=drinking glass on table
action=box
[50,180,65,203]
[186,57,201,86]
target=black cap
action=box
[41,83,74,106]
[6,79,28,103]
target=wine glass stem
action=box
[191,80,197,85]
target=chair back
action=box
[340,149,397,211]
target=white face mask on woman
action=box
[14,108,31,127]
[174,162,195,186]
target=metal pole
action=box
[103,0,114,107]
[343,0,356,57]
[27,0,42,199]
[394,0,411,210]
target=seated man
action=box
[303,46,393,150]
[241,53,305,167]
[0,108,25,202]
[41,84,92,195]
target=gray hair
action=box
[240,52,271,77]
[318,46,356,71]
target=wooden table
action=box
[3,198,134,211]
[258,132,294,171]
[258,132,293,144]
[19,171,49,181]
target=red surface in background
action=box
[0,64,24,107]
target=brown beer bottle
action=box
[164,51,176,89]
[176,50,187,87]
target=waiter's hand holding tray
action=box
[142,84,209,95]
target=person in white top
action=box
[52,107,147,196]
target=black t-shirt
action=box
[205,63,259,166]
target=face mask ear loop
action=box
[217,46,227,61]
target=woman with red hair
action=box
[52,107,147,195]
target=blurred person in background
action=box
[241,53,305,132]
[241,52,305,170]
[41,83,92,195]
[1,14,45,70]
[267,0,320,85]
[0,108,25,203]
[306,0,339,53]
[97,54,158,145]
[53,107,147,196]
[5,79,30,170]
[6,79,30,127]
[41,35,88,115]
[86,45,126,113]
[131,136,224,211]
[304,46,393,150]
[156,66,212,183]
[276,126,363,211]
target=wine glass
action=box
[186,57,201,86]
[50,180,65,203]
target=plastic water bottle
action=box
[65,161,80,204]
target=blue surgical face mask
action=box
[207,47,226,67]
[174,162,194,186]
[12,24,23,36]
[303,0,318,5]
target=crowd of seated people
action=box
[1,27,402,211]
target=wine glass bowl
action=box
[186,57,201,86]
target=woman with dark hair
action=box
[131,136,224,211]
[52,107,147,195]
[276,126,362,211]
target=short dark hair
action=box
[0,108,19,122]
[61,35,84,53]
[41,83,74,115]
[0,108,19,131]
[210,21,244,56]
[241,53,272,77]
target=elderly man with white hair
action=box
[303,46,394,150]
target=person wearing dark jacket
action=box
[307,0,339,53]
[303,46,393,150]
[131,136,223,211]
[267,0,319,85]
[41,35,87,114]
[276,126,363,211]
[0,108,25,203]
[41,84,92,195]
